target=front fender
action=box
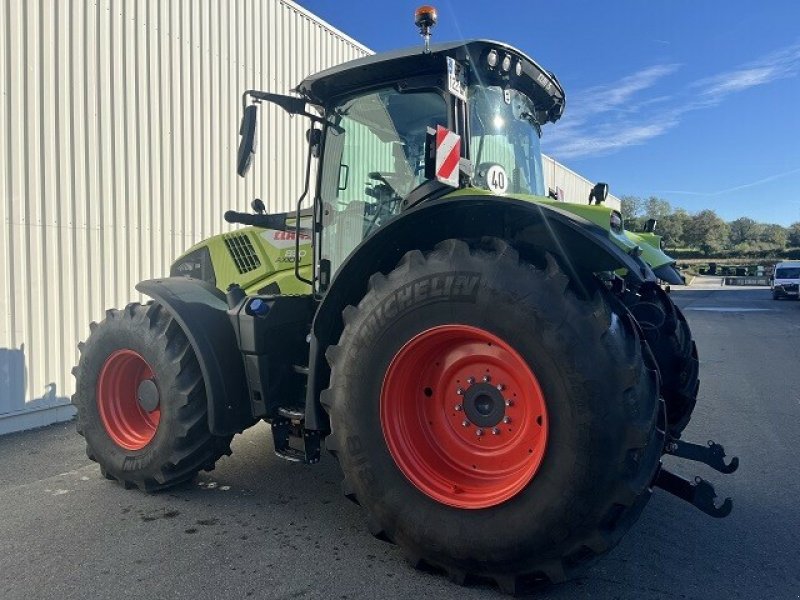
[136,277,252,435]
[304,194,656,430]
[625,231,673,270]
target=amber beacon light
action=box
[414,5,438,53]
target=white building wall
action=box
[0,0,616,434]
[542,154,621,211]
[0,0,368,433]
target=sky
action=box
[296,0,800,225]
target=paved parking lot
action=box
[1,286,798,599]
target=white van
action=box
[771,261,800,300]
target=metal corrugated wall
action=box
[542,154,621,211]
[0,0,369,432]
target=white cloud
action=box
[567,64,679,121]
[545,41,800,160]
[656,166,800,197]
[696,42,800,101]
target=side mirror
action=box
[644,218,657,233]
[589,182,609,205]
[251,198,266,214]
[237,104,259,177]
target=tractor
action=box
[72,7,737,594]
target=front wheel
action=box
[625,284,699,436]
[322,239,664,592]
[72,302,232,491]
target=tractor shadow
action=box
[133,421,784,600]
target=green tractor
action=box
[72,8,737,593]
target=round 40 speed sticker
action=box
[486,165,509,195]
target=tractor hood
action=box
[296,39,565,125]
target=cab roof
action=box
[295,39,565,124]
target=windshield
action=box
[775,267,800,279]
[319,88,448,275]
[468,85,545,196]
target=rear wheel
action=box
[72,302,232,491]
[322,239,663,592]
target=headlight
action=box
[610,211,623,233]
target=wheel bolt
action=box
[496,383,505,391]
[492,427,501,435]
[462,419,470,427]
[505,399,513,407]
[466,376,475,384]
[475,428,483,437]
[503,416,512,424]
[483,374,491,383]
[455,404,463,412]
[456,387,464,396]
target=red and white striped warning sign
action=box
[435,125,461,188]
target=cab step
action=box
[271,411,321,465]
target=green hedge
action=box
[668,247,800,260]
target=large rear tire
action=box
[322,239,664,593]
[625,284,699,436]
[72,302,232,491]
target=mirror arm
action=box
[242,90,323,123]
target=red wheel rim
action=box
[97,349,161,451]
[381,325,548,509]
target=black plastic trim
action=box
[653,263,685,285]
[136,277,252,435]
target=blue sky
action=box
[297,1,800,225]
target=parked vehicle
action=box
[771,261,800,300]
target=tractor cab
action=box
[235,33,566,285]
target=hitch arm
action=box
[665,439,739,474]
[654,468,733,518]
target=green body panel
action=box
[173,189,675,295]
[444,187,675,268]
[624,231,672,270]
[176,226,313,295]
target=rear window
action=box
[775,267,800,279]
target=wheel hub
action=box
[137,379,160,412]
[462,382,506,427]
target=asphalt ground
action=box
[1,285,798,599]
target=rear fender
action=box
[305,194,656,430]
[136,277,253,435]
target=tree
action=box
[787,222,800,247]
[684,210,729,255]
[728,217,762,246]
[759,224,787,249]
[658,208,689,249]
[642,196,672,219]
[620,195,643,221]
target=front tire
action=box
[322,239,663,592]
[72,302,232,491]
[625,284,699,436]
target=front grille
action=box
[224,233,261,274]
